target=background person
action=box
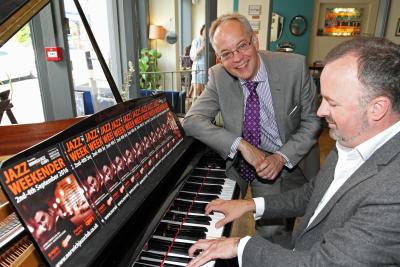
[189,24,206,100]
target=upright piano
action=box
[0,94,239,267]
[0,2,240,266]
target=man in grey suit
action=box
[187,37,400,266]
[182,14,320,239]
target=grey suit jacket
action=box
[243,132,400,266]
[183,51,321,194]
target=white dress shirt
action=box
[237,120,400,266]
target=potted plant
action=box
[138,48,162,90]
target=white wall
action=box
[385,0,400,44]
[149,0,180,89]
[218,0,235,17]
[238,0,271,50]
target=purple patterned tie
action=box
[240,81,260,183]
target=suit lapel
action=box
[228,77,244,135]
[260,53,286,140]
[300,133,400,236]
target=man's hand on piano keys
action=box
[205,199,256,228]
[187,237,240,267]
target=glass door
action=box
[0,24,44,125]
[63,0,116,114]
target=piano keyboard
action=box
[0,235,33,267]
[133,155,237,267]
[0,212,24,249]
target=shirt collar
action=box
[336,120,400,161]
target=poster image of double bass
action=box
[62,133,118,223]
[0,145,99,267]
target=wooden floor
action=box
[230,127,335,238]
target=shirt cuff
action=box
[228,137,242,159]
[238,236,252,267]
[253,197,265,220]
[275,151,293,169]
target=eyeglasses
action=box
[218,36,253,62]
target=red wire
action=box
[160,167,210,266]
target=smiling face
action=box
[317,54,371,148]
[213,20,260,80]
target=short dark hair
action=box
[325,37,400,112]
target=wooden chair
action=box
[0,90,17,124]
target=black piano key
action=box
[141,251,190,264]
[153,225,207,240]
[190,173,226,180]
[196,161,225,169]
[147,246,188,257]
[170,207,213,216]
[165,255,191,264]
[148,238,191,256]
[185,217,210,225]
[199,185,223,195]
[177,191,218,202]
[154,229,175,238]
[172,200,207,213]
[154,229,205,241]
[134,261,160,267]
[204,171,227,179]
[191,169,226,178]
[136,259,166,266]
[177,232,205,241]
[164,211,211,222]
[156,222,208,235]
[163,212,211,225]
[187,176,225,185]
[197,157,226,169]
[182,183,222,194]
[137,259,185,267]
